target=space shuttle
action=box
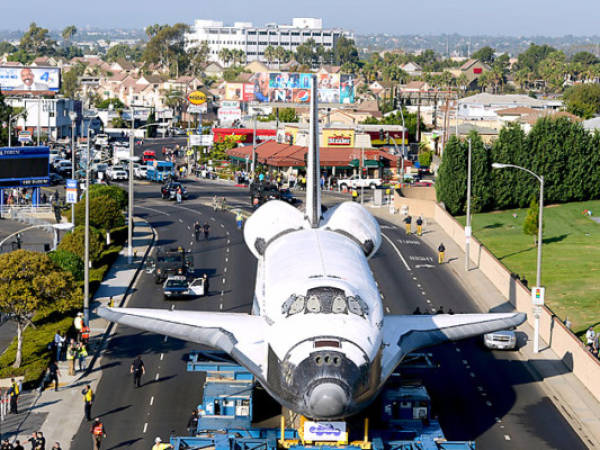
[99,75,525,419]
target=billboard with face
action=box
[0,66,60,92]
[235,72,354,104]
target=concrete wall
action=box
[393,192,600,402]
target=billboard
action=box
[322,129,355,147]
[0,66,60,92]
[225,72,355,104]
[0,146,49,188]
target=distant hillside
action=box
[355,34,600,57]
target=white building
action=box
[186,18,353,66]
[6,97,80,140]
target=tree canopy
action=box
[563,83,600,119]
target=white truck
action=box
[112,146,130,165]
[338,174,383,190]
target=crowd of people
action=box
[0,432,63,449]
[585,326,600,359]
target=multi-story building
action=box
[186,18,353,66]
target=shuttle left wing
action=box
[380,312,526,383]
[98,306,269,380]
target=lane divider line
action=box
[143,423,148,433]
[150,396,154,406]
[382,233,411,271]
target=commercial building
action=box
[186,18,353,66]
[6,97,81,140]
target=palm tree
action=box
[62,25,77,45]
[218,48,232,67]
[264,45,276,69]
[275,46,286,69]
[456,73,469,93]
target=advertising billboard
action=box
[0,66,60,92]
[225,72,355,104]
[0,146,49,188]
[322,129,355,147]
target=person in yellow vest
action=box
[438,242,446,264]
[351,189,358,202]
[9,378,19,414]
[66,340,76,376]
[416,216,423,236]
[81,324,90,345]
[82,384,94,421]
[153,437,173,449]
[90,418,106,450]
[77,342,88,372]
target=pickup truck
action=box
[338,175,383,190]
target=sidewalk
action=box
[1,217,155,448]
[370,205,600,448]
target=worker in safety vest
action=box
[90,418,106,450]
[438,242,446,264]
[403,215,412,235]
[351,189,358,202]
[152,437,173,449]
[236,212,244,230]
[82,384,94,421]
[81,324,90,345]
[8,378,19,414]
[416,216,423,236]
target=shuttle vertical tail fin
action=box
[306,74,321,228]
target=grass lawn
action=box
[457,200,600,339]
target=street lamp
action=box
[69,111,78,225]
[492,162,544,353]
[84,126,95,326]
[0,222,74,250]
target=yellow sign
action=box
[187,90,207,105]
[321,129,355,148]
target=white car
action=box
[338,175,382,190]
[483,330,517,350]
[55,160,73,174]
[135,165,148,179]
[109,169,128,181]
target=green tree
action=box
[264,45,276,68]
[334,36,359,66]
[278,108,298,123]
[95,98,125,110]
[538,51,567,92]
[142,23,190,76]
[60,62,86,99]
[515,43,556,76]
[74,195,124,232]
[563,83,600,118]
[146,110,156,138]
[468,132,493,212]
[523,198,541,244]
[57,226,105,264]
[0,250,80,368]
[295,39,316,66]
[472,46,495,64]
[0,41,16,55]
[105,44,143,62]
[61,25,77,44]
[435,135,467,215]
[188,41,210,75]
[48,249,84,281]
[88,184,127,210]
[571,51,599,66]
[490,123,528,209]
[19,22,55,57]
[0,91,12,147]
[218,48,232,67]
[418,150,433,167]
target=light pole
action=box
[84,126,94,326]
[399,107,406,182]
[69,111,78,225]
[251,114,257,175]
[492,162,544,353]
[465,138,472,271]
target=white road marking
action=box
[224,267,227,272]
[150,396,154,406]
[462,360,468,365]
[504,435,511,441]
[143,423,148,433]
[222,278,226,283]
[178,219,183,223]
[455,347,461,352]
[495,417,501,423]
[421,291,426,295]
[426,299,431,304]
[189,241,193,246]
[211,217,216,221]
[155,373,159,381]
[136,205,169,216]
[477,386,484,391]
[220,224,224,228]
[225,258,228,262]
[221,291,224,296]
[385,306,391,313]
[226,248,230,253]
[417,284,422,288]
[226,232,230,235]
[382,233,411,271]
[160,353,164,361]
[163,335,168,342]
[486,400,493,407]
[171,304,175,310]
[227,239,230,244]
[187,226,191,230]
[220,303,223,310]
[469,372,475,377]
[412,276,417,280]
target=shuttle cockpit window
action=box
[281,289,368,317]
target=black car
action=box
[161,182,188,200]
[49,173,65,185]
[279,188,300,205]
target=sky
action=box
[2,0,600,36]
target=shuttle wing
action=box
[98,306,269,379]
[380,312,526,382]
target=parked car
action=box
[338,174,383,190]
[55,160,73,175]
[279,188,300,205]
[161,182,188,200]
[483,330,517,350]
[135,165,149,179]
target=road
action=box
[71,138,584,449]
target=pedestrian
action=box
[1,439,11,449]
[51,443,61,450]
[48,359,59,391]
[416,216,423,236]
[53,330,64,361]
[438,243,446,264]
[28,434,37,449]
[586,327,596,346]
[80,323,90,346]
[35,432,45,450]
[130,355,145,388]
[73,312,83,341]
[176,186,182,204]
[13,440,23,450]
[203,222,210,240]
[236,212,243,230]
[77,341,88,372]
[66,340,76,376]
[82,384,94,421]
[9,378,19,414]
[403,215,412,235]
[194,221,201,242]
[351,189,358,202]
[90,418,106,450]
[202,273,209,296]
[187,409,199,435]
[152,437,173,450]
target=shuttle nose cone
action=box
[308,382,348,418]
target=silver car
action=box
[483,330,517,350]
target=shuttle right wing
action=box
[98,306,269,380]
[380,312,526,382]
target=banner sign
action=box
[66,179,78,204]
[0,66,60,92]
[189,134,212,146]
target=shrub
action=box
[74,195,125,231]
[57,225,105,264]
[48,249,84,281]
[88,184,127,210]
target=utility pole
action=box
[37,98,41,146]
[128,107,134,259]
[251,114,257,174]
[360,147,364,205]
[84,128,91,325]
[465,138,472,271]
[416,92,421,143]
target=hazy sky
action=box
[2,0,600,36]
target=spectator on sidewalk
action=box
[53,331,64,362]
[12,440,23,450]
[1,439,11,449]
[73,313,83,341]
[82,385,94,421]
[51,443,61,450]
[35,432,45,450]
[187,409,199,435]
[66,340,77,376]
[77,342,88,372]
[9,378,19,414]
[81,323,90,346]
[90,418,106,450]
[585,327,596,347]
[48,360,59,391]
